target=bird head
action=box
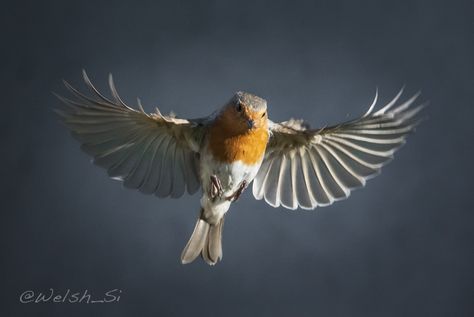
[218,91,268,133]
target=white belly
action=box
[198,150,263,224]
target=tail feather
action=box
[204,217,224,264]
[181,211,224,265]
[181,218,209,264]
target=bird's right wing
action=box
[56,71,207,198]
[253,89,425,210]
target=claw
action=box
[226,180,247,202]
[209,175,224,199]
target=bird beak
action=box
[247,119,255,129]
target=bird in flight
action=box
[56,71,424,265]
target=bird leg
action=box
[226,180,247,202]
[209,175,223,199]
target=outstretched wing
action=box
[253,89,425,210]
[56,71,206,198]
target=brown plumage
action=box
[208,103,269,164]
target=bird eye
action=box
[261,112,266,118]
[236,104,243,112]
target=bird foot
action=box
[226,180,247,202]
[210,175,224,199]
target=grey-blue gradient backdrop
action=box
[1,0,473,316]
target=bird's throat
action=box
[208,124,269,165]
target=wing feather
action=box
[123,133,160,189]
[278,154,295,209]
[263,155,283,207]
[183,151,200,194]
[298,149,318,208]
[155,136,174,197]
[57,71,205,198]
[253,90,424,210]
[307,148,335,204]
[171,147,186,198]
[252,157,273,200]
[140,134,168,194]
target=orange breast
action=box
[208,122,269,165]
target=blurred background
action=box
[1,0,473,316]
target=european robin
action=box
[56,71,424,265]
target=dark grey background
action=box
[1,0,473,316]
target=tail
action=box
[181,210,224,265]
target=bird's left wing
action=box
[56,71,206,198]
[252,89,425,210]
